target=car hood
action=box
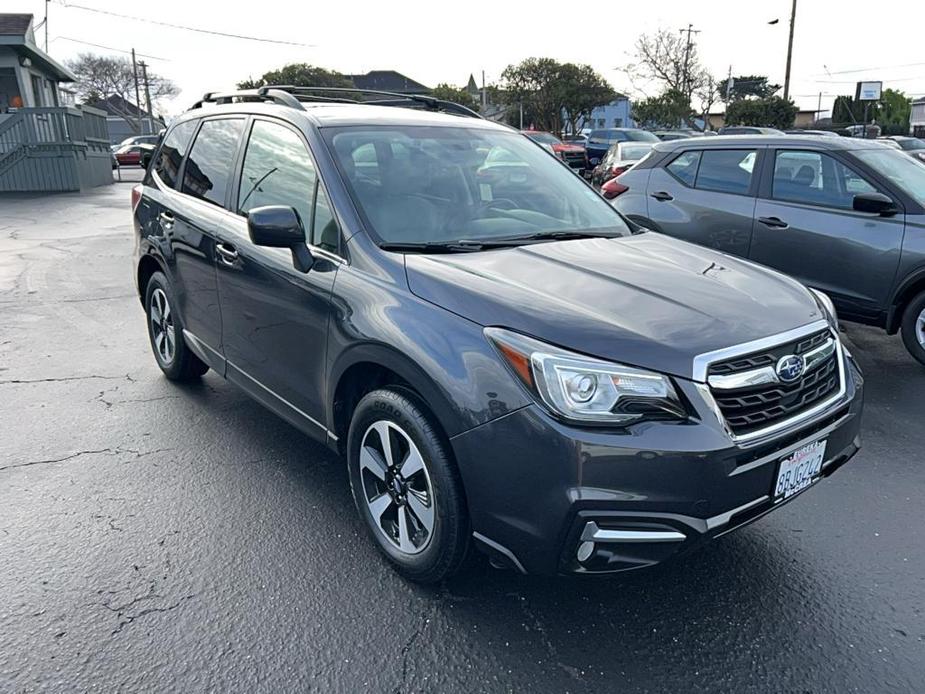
[405,233,824,381]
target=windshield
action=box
[618,143,653,161]
[591,129,658,144]
[324,125,631,247]
[855,148,925,206]
[524,131,561,145]
[898,139,925,151]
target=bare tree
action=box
[68,53,177,132]
[627,29,716,128]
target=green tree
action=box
[717,75,780,102]
[499,57,615,134]
[430,83,479,111]
[726,96,798,129]
[631,89,691,129]
[238,63,353,90]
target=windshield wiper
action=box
[379,240,489,253]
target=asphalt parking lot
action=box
[1,182,923,693]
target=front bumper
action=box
[451,351,864,575]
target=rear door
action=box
[645,147,761,257]
[750,148,905,318]
[166,116,247,366]
[215,117,342,439]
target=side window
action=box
[695,149,757,195]
[666,151,700,186]
[153,120,197,189]
[772,150,877,209]
[312,185,338,253]
[238,120,316,229]
[182,118,245,207]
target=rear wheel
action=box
[900,290,925,366]
[347,388,469,583]
[144,271,209,381]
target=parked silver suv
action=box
[613,135,925,363]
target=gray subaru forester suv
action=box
[612,135,925,364]
[133,88,863,581]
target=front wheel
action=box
[347,388,469,583]
[901,291,925,366]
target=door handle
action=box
[650,191,674,202]
[158,211,175,229]
[215,242,239,265]
[758,216,789,229]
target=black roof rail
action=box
[256,85,483,119]
[190,89,305,111]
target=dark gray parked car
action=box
[612,135,925,364]
[132,90,863,582]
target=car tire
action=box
[347,387,469,583]
[144,271,209,381]
[900,290,925,366]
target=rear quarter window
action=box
[153,119,198,189]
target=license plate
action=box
[774,440,827,501]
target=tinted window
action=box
[666,151,700,186]
[154,120,197,189]
[182,118,245,207]
[312,186,338,252]
[772,150,876,209]
[695,149,757,194]
[238,120,316,229]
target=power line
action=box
[51,35,169,61]
[57,2,313,47]
[813,61,925,77]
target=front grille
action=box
[708,329,841,436]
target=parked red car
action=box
[521,130,588,173]
[114,143,155,167]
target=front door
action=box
[750,148,905,319]
[215,117,342,439]
[646,147,761,258]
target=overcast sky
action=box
[26,0,925,118]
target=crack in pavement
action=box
[108,594,196,636]
[0,374,135,385]
[511,593,586,684]
[0,446,174,472]
[392,606,436,694]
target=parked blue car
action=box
[586,128,660,166]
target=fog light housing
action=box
[577,541,595,562]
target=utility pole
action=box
[139,61,154,135]
[481,70,487,112]
[725,65,734,101]
[783,0,798,101]
[131,48,143,134]
[679,24,700,97]
[44,0,49,51]
[816,91,822,122]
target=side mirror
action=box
[247,205,314,272]
[852,192,899,217]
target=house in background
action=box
[573,95,635,133]
[0,13,111,192]
[348,70,430,95]
[86,94,165,145]
[911,97,925,138]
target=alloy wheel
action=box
[149,287,176,364]
[359,420,435,555]
[917,308,925,350]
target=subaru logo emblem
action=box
[776,354,805,383]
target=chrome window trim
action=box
[692,319,830,382]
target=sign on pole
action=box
[856,81,882,101]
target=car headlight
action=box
[810,288,839,331]
[485,328,686,425]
